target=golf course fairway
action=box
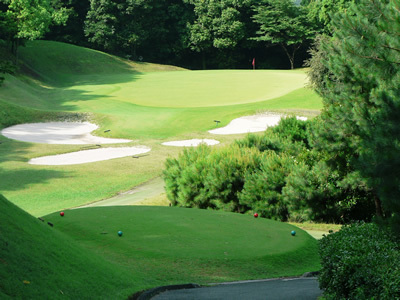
[0,40,322,216]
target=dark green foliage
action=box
[164,116,375,222]
[306,0,355,34]
[303,34,331,93]
[239,152,294,220]
[1,0,321,70]
[236,116,310,155]
[313,0,400,232]
[163,144,262,213]
[164,145,213,208]
[319,222,400,299]
[271,116,310,146]
[252,0,317,69]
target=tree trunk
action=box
[374,194,384,218]
[280,43,299,70]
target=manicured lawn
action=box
[0,40,322,216]
[2,193,320,298]
[0,194,136,300]
[1,41,323,299]
[44,206,321,286]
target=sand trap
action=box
[208,114,308,135]
[1,122,131,144]
[162,139,220,147]
[29,146,151,165]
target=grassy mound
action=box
[0,194,136,299]
[18,40,184,86]
[44,206,321,286]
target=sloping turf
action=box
[0,194,136,299]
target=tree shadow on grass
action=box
[0,69,143,112]
[0,138,70,192]
[0,167,70,192]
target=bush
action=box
[239,152,294,221]
[235,116,310,157]
[163,144,262,213]
[163,116,376,223]
[319,222,400,300]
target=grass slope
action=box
[0,194,136,299]
[44,206,321,287]
[0,40,322,215]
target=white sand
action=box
[162,139,220,147]
[29,146,151,165]
[3,115,307,165]
[208,114,308,135]
[1,122,131,144]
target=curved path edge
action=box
[133,272,322,300]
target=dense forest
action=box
[1,0,351,71]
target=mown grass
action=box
[1,193,320,298]
[43,205,321,287]
[0,41,324,299]
[0,194,136,299]
[0,40,322,216]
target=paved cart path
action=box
[151,277,322,300]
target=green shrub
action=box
[271,116,310,147]
[239,152,294,221]
[319,222,400,300]
[163,116,376,223]
[164,145,213,208]
[163,145,262,213]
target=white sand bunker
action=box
[1,122,131,144]
[208,114,308,135]
[29,146,151,165]
[162,139,220,147]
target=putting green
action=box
[68,70,307,108]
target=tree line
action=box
[1,0,351,72]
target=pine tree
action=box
[315,0,400,231]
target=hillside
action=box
[0,194,136,299]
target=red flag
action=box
[252,58,255,69]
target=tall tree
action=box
[313,0,400,231]
[45,0,90,45]
[252,0,317,69]
[85,0,192,63]
[306,0,355,34]
[185,0,247,69]
[1,0,67,63]
[4,0,67,42]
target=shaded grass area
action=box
[0,194,136,299]
[44,206,321,288]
